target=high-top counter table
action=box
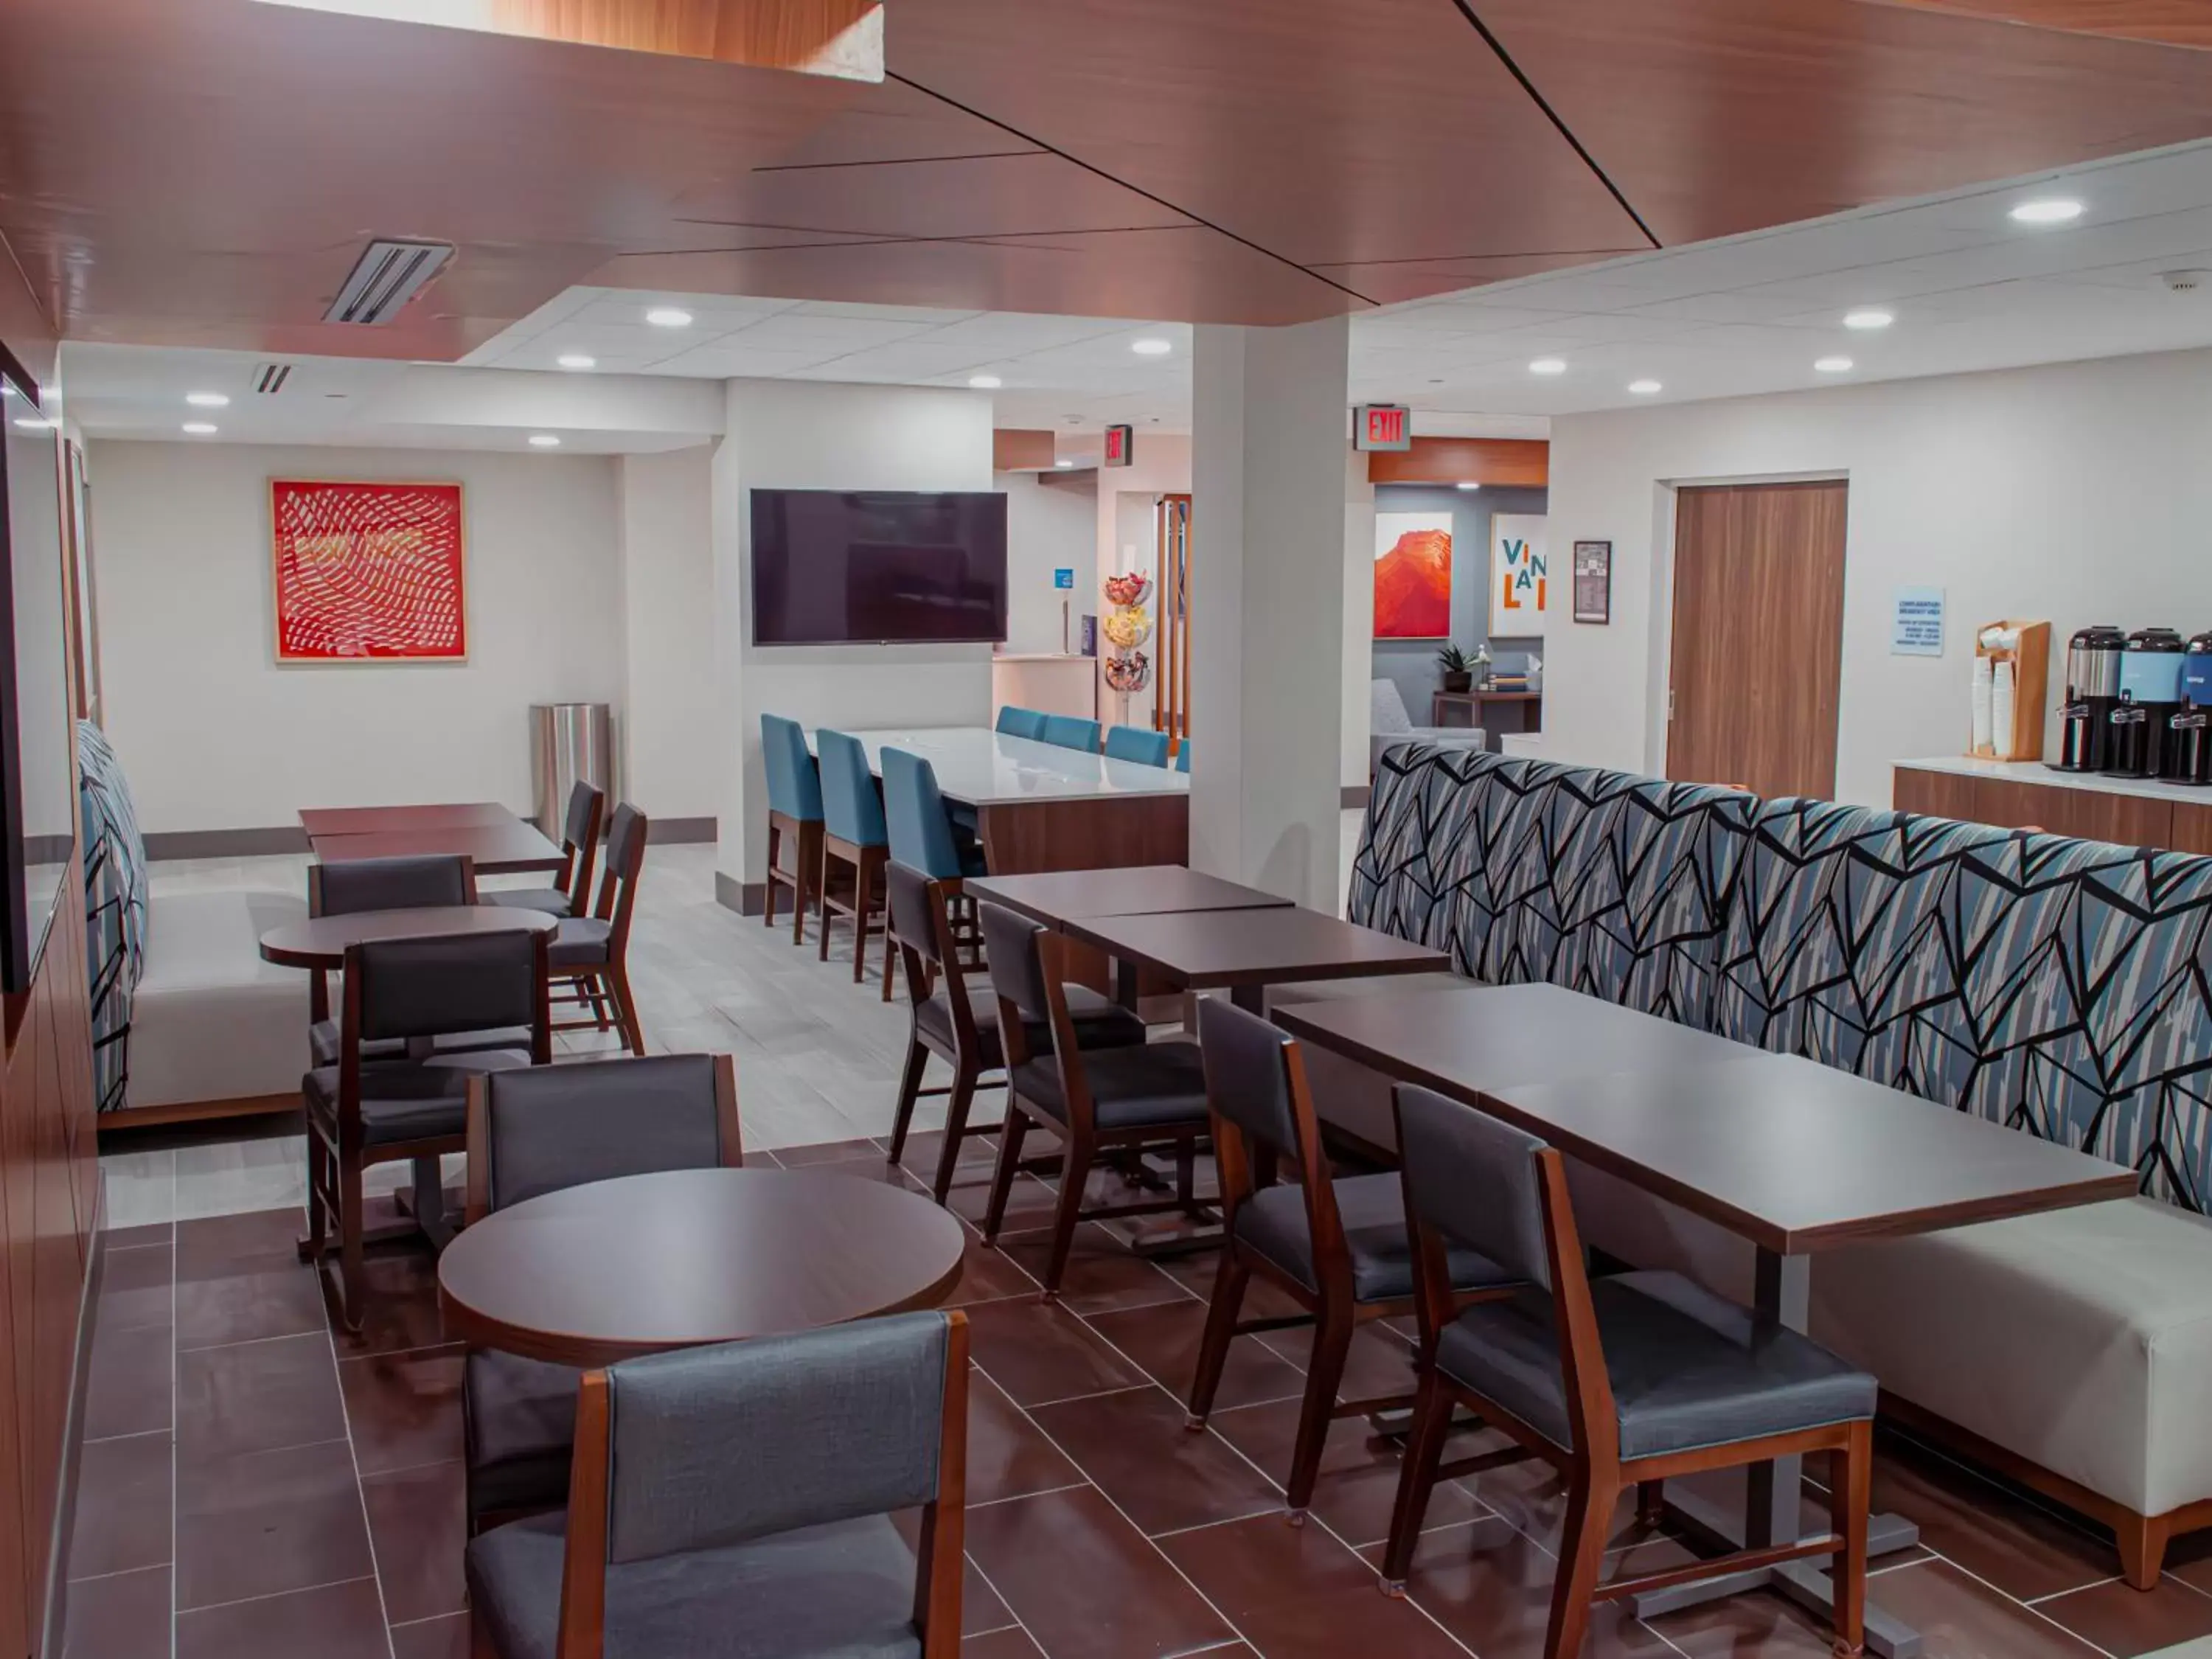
[810,725,1188,873]
[1893,756,2212,853]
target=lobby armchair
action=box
[1370,679,1485,776]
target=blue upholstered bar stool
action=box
[995,706,1048,740]
[815,729,895,998]
[759,714,824,945]
[882,745,989,1009]
[1040,714,1101,753]
[1103,724,1170,767]
[1176,738,1192,773]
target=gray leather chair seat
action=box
[483,887,574,918]
[1009,1039,1208,1131]
[914,976,1145,1066]
[465,1350,580,1521]
[1237,1172,1517,1303]
[301,1049,530,1144]
[307,1019,535,1068]
[467,1509,924,1659]
[1437,1268,1877,1460]
[549,916,613,968]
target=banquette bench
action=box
[1318,742,2212,1587]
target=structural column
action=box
[1189,316,1356,911]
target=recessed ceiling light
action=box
[181,421,218,435]
[2009,198,2083,226]
[1130,338,1172,356]
[1054,459,1074,468]
[529,434,562,448]
[0,383,15,397]
[1842,309,1893,330]
[968,375,1003,389]
[556,353,596,370]
[644,307,693,328]
[1528,358,1567,375]
[1455,481,1482,492]
[12,416,55,430]
[1814,356,1854,374]
[1627,379,1663,395]
[186,391,231,408]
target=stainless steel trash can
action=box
[529,703,616,838]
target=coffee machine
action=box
[2168,630,2212,786]
[2056,625,2126,772]
[2109,626,2187,779]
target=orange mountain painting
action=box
[1374,513,1453,639]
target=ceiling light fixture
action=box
[556,353,597,370]
[1814,355,1854,373]
[1628,378,1663,395]
[968,375,1003,389]
[1843,309,1893,330]
[186,391,232,408]
[644,307,694,328]
[1529,358,1567,375]
[1130,338,1172,356]
[2010,198,2083,226]
[0,384,15,397]
[181,421,218,435]
[12,417,55,431]
[1455,481,1482,492]
[529,434,562,448]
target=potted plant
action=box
[1437,644,1474,694]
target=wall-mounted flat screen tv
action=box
[751,489,1007,646]
[0,346,73,993]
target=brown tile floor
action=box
[58,1133,2212,1659]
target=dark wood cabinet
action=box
[1893,765,2188,850]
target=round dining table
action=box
[436,1166,970,1367]
[257,904,559,969]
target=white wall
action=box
[1544,347,2212,808]
[91,439,622,831]
[999,469,1096,655]
[617,448,717,821]
[1096,435,1192,732]
[712,380,996,886]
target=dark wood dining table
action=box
[257,904,557,970]
[437,1167,969,1367]
[307,818,566,876]
[1064,904,1448,1013]
[966,865,1291,925]
[1274,980,2136,1659]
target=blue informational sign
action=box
[1054,568,1076,590]
[1891,586,1945,656]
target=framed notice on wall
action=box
[271,479,467,662]
[1572,540,1612,625]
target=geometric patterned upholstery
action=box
[78,721,149,1114]
[1351,742,2212,1212]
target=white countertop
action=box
[1896,754,2212,806]
[808,725,1189,806]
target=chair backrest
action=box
[560,782,605,911]
[1371,679,1416,737]
[589,803,650,947]
[466,1052,737,1221]
[977,900,1051,1029]
[1039,714,1100,754]
[759,714,824,824]
[310,853,473,917]
[881,747,964,878]
[816,729,888,846]
[602,1310,962,1559]
[995,706,1047,740]
[1103,725,1169,767]
[1197,999,1349,1277]
[344,928,547,1048]
[1175,739,1192,773]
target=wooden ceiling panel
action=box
[594,224,1360,326]
[755,75,1045,168]
[670,152,1194,243]
[883,0,1655,271]
[1856,0,2212,49]
[1476,0,2212,248]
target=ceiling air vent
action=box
[253,362,293,395]
[323,238,454,326]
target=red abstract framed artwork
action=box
[271,479,467,662]
[1373,510,1453,639]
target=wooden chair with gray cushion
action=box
[305,852,477,1065]
[301,928,550,1332]
[975,900,1214,1297]
[549,801,648,1054]
[484,781,604,919]
[1186,999,1520,1520]
[465,1309,968,1659]
[459,1053,740,1532]
[884,862,1144,1206]
[1380,1084,1876,1658]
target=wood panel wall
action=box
[0,243,102,1659]
[1891,765,2212,854]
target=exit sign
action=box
[1103,423,1134,467]
[1354,403,1411,451]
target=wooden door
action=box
[1666,479,1848,799]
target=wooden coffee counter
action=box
[1893,757,2212,853]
